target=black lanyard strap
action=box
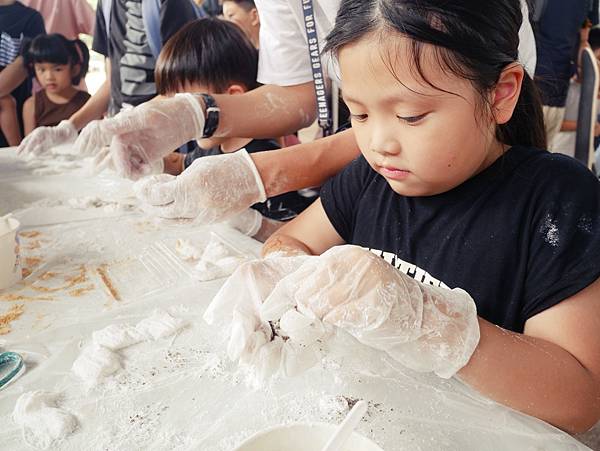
[302,0,333,136]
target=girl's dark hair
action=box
[155,17,258,95]
[324,0,546,149]
[23,34,90,85]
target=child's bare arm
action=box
[262,199,345,257]
[560,119,577,132]
[0,57,28,98]
[68,58,111,130]
[22,96,36,136]
[459,278,600,434]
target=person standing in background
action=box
[20,0,95,39]
[533,0,594,146]
[0,0,45,147]
[221,0,259,49]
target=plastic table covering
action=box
[0,147,592,451]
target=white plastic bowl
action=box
[233,423,384,451]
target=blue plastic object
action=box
[0,352,24,389]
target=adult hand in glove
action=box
[17,120,77,157]
[134,149,267,223]
[263,245,481,379]
[77,94,206,180]
[203,253,329,380]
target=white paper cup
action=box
[0,217,21,290]
[233,423,384,451]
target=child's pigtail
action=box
[69,39,90,85]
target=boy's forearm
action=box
[69,79,110,130]
[458,318,600,433]
[252,129,360,198]
[0,57,28,98]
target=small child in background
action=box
[220,0,259,49]
[155,18,316,240]
[21,34,90,136]
[551,27,600,156]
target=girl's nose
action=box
[370,125,401,156]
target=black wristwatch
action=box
[198,93,220,138]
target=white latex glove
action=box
[17,120,77,157]
[225,209,263,237]
[262,245,480,379]
[76,94,205,180]
[203,254,327,380]
[92,145,164,176]
[133,149,267,223]
[75,119,112,156]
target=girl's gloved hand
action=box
[17,120,77,157]
[133,149,267,223]
[263,245,481,379]
[203,253,326,379]
[77,94,206,180]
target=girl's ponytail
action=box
[69,39,90,85]
[496,72,546,149]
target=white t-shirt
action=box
[256,0,536,86]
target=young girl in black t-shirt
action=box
[210,0,600,435]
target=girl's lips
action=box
[379,165,411,180]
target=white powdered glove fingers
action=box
[76,119,111,156]
[204,255,315,379]
[263,245,480,379]
[226,209,263,237]
[133,174,176,205]
[134,150,267,223]
[77,95,206,180]
[17,120,77,157]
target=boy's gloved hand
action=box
[134,149,267,223]
[263,245,481,379]
[78,94,206,180]
[203,253,327,379]
[17,120,77,157]
[226,209,263,237]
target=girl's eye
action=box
[398,113,427,124]
[350,113,368,122]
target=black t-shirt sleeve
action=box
[18,9,45,55]
[320,155,372,242]
[92,0,108,57]
[24,10,45,39]
[160,0,199,45]
[522,155,600,320]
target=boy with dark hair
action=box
[153,18,316,239]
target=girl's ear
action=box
[225,84,246,95]
[492,63,524,125]
[250,7,260,26]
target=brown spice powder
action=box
[96,265,120,301]
[0,304,25,335]
[19,231,41,239]
[68,284,96,297]
[0,293,54,302]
